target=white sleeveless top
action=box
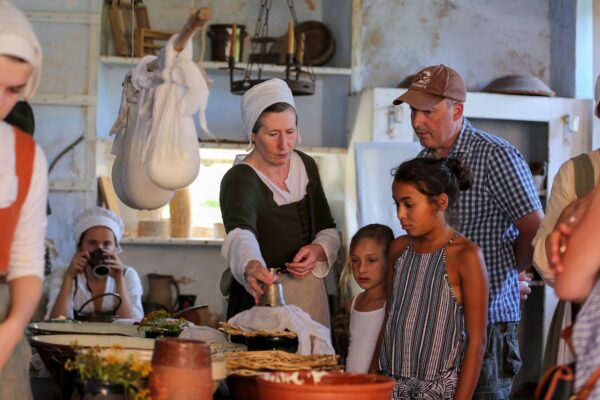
[346,295,385,373]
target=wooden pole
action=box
[146,7,211,72]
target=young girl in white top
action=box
[343,223,394,373]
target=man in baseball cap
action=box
[396,64,543,399]
[393,64,466,110]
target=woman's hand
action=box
[285,244,326,279]
[104,250,125,279]
[66,251,90,279]
[244,260,276,303]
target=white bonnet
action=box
[0,0,43,99]
[595,73,600,118]
[241,78,296,141]
[73,207,125,248]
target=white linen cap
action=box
[0,0,43,99]
[595,73,600,118]
[240,78,296,142]
[73,207,125,250]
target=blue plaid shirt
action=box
[419,118,542,324]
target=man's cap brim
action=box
[392,90,446,110]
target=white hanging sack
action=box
[109,63,173,210]
[145,34,209,190]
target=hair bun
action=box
[445,158,473,191]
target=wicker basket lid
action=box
[483,75,555,97]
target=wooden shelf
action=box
[121,237,223,246]
[99,56,352,77]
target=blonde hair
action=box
[339,224,394,304]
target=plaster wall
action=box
[358,0,551,92]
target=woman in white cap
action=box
[0,1,47,396]
[219,78,340,327]
[46,207,144,320]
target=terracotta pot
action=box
[226,374,259,400]
[147,338,212,400]
[257,371,395,400]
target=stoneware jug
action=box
[146,273,180,313]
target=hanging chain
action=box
[286,0,298,25]
[245,0,272,81]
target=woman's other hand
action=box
[244,260,276,303]
[66,251,90,279]
[285,244,326,279]
[104,250,125,279]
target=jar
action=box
[147,338,212,399]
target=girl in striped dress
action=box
[376,157,489,400]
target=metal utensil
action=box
[171,304,208,319]
[258,268,286,307]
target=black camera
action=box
[89,248,110,278]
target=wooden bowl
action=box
[257,371,395,400]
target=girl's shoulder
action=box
[446,235,486,271]
[389,235,410,259]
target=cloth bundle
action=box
[228,305,335,356]
[110,34,210,209]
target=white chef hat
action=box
[595,73,600,118]
[0,0,43,100]
[240,78,299,144]
[73,207,125,251]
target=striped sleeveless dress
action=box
[379,234,466,400]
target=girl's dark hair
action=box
[251,102,297,133]
[349,223,395,255]
[392,157,473,210]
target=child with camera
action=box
[45,207,144,320]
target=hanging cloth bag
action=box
[145,34,209,190]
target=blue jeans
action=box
[472,322,522,400]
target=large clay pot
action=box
[147,338,213,400]
[257,371,395,400]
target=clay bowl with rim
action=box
[29,334,155,394]
[28,321,143,337]
[257,370,395,400]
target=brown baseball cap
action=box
[393,64,466,110]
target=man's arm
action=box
[514,210,544,272]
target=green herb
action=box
[64,343,151,400]
[138,310,189,333]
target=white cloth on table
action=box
[220,152,340,292]
[179,325,229,343]
[228,304,334,355]
[0,122,47,282]
[44,265,144,320]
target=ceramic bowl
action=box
[257,371,395,400]
[245,335,299,353]
[29,334,155,392]
[28,322,143,337]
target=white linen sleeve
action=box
[124,266,145,320]
[7,145,48,282]
[43,266,71,320]
[221,228,267,292]
[532,161,576,287]
[311,228,341,278]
